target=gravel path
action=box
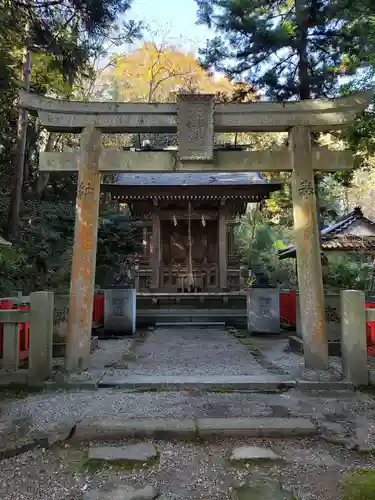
[1,436,375,500]
[1,387,375,431]
[124,327,269,376]
[0,390,276,428]
[90,339,133,369]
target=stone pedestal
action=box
[247,288,280,334]
[104,288,136,335]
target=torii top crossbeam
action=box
[18,89,373,134]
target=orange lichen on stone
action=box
[66,127,101,371]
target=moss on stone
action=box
[209,387,235,393]
[0,386,44,401]
[234,480,296,500]
[71,449,159,474]
[122,351,137,361]
[343,469,375,500]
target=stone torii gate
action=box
[19,91,372,371]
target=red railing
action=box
[0,293,105,361]
[93,293,104,327]
[280,290,296,326]
[366,302,375,356]
[0,301,29,361]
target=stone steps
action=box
[136,308,247,327]
[155,321,226,327]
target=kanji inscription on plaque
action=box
[112,297,124,316]
[177,94,214,161]
[259,296,272,318]
[54,306,69,323]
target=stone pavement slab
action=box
[234,478,295,500]
[197,417,316,438]
[72,417,316,442]
[73,418,197,442]
[84,484,159,500]
[98,374,296,391]
[88,443,157,463]
[230,445,281,462]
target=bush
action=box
[324,256,373,291]
[0,199,143,294]
[235,211,296,287]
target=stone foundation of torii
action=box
[18,90,373,371]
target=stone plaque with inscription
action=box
[177,94,214,161]
[53,294,70,342]
[296,293,341,342]
[247,288,280,334]
[104,288,136,335]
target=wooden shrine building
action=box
[102,171,281,292]
[279,207,375,260]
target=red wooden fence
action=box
[92,294,104,327]
[0,293,105,361]
[366,302,375,356]
[280,290,296,327]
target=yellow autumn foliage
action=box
[103,42,234,102]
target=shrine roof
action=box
[279,207,375,258]
[102,171,282,202]
[113,172,276,186]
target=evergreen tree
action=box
[196,0,375,101]
[10,0,142,84]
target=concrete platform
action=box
[98,374,296,392]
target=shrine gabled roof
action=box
[279,207,375,259]
[112,172,278,186]
[101,172,282,201]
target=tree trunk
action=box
[8,48,31,240]
[295,0,311,100]
[36,132,57,198]
[295,0,327,286]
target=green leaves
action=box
[195,0,375,100]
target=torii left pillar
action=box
[66,126,101,371]
[290,126,329,370]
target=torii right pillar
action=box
[290,126,329,369]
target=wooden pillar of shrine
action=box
[66,126,101,371]
[218,202,228,290]
[143,227,148,256]
[151,201,161,290]
[290,126,328,370]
